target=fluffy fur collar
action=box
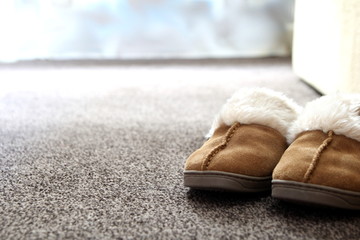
[208,88,302,138]
[288,93,360,143]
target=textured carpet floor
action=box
[1,58,360,239]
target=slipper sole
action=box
[184,170,271,192]
[272,180,360,210]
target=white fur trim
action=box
[208,88,302,138]
[288,93,360,143]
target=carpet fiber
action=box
[1,58,360,239]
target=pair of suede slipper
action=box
[184,88,360,210]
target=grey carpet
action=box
[1,58,359,240]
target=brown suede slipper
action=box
[184,88,301,192]
[272,93,360,209]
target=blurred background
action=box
[0,0,294,62]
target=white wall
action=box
[292,0,360,93]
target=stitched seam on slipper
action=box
[303,130,334,183]
[201,122,241,171]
